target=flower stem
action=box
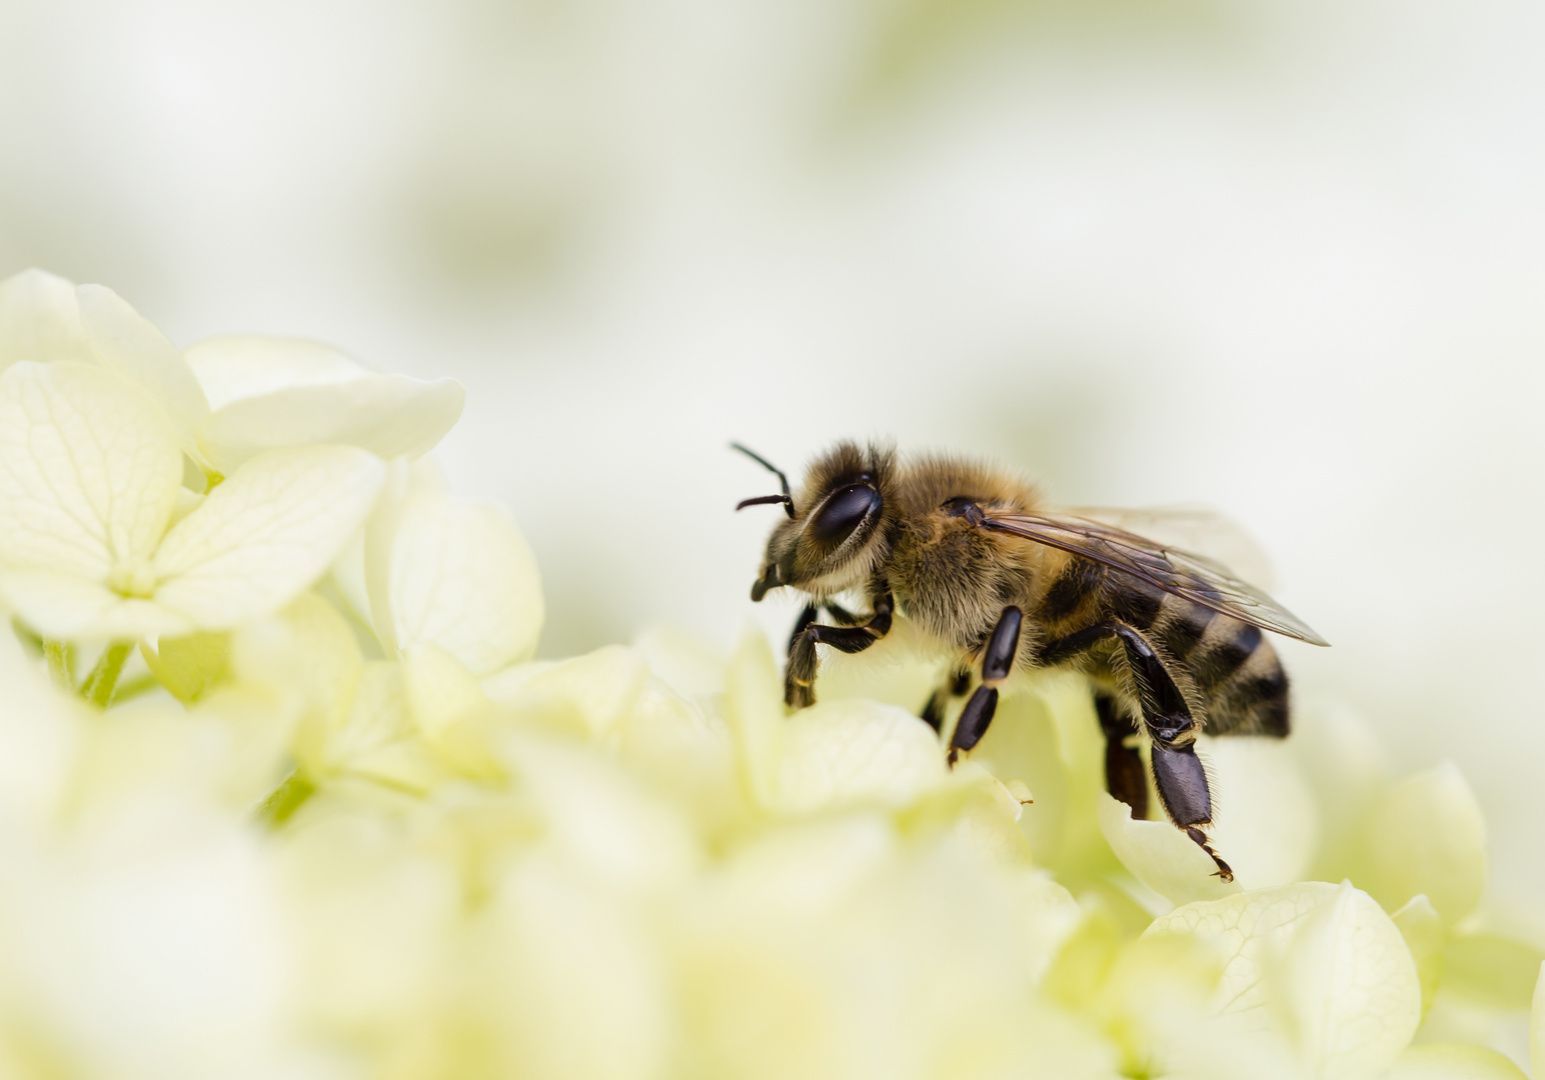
[80,642,132,707]
[253,770,316,829]
[43,640,74,690]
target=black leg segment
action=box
[947,606,1022,766]
[785,584,894,709]
[1096,693,1148,820]
[1037,618,1232,881]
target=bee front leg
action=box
[947,607,1022,765]
[784,589,894,709]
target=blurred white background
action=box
[3,0,1542,904]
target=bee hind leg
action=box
[1041,619,1231,881]
[947,607,1022,766]
[1096,692,1149,820]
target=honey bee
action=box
[734,441,1329,881]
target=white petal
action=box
[1147,881,1420,1079]
[1201,733,1319,888]
[1097,792,1241,907]
[1358,762,1487,924]
[775,697,946,813]
[385,483,543,675]
[1386,1042,1528,1079]
[76,285,210,457]
[0,570,191,640]
[0,268,92,367]
[187,335,463,471]
[724,630,784,808]
[1390,895,1444,1018]
[184,335,368,409]
[0,361,181,579]
[152,446,385,629]
[199,377,465,473]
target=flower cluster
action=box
[0,269,1537,1080]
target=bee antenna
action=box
[731,443,796,518]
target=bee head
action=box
[735,441,893,601]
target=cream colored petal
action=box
[775,697,946,814]
[1531,961,1545,1080]
[184,335,367,409]
[76,285,210,457]
[386,483,542,675]
[152,446,385,629]
[1386,1043,1527,1079]
[0,570,191,640]
[483,645,647,740]
[724,630,784,808]
[1200,733,1318,889]
[1147,881,1420,1080]
[1390,895,1444,1018]
[0,268,92,367]
[198,376,465,473]
[1358,762,1487,924]
[1097,792,1240,906]
[0,361,181,579]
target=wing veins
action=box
[979,510,1329,647]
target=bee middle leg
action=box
[1041,620,1232,881]
[785,590,894,709]
[946,606,1023,766]
[920,664,972,733]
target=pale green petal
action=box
[0,570,192,640]
[483,645,648,739]
[1148,881,1420,1079]
[0,268,92,367]
[0,361,181,582]
[1386,1042,1527,1079]
[501,733,700,895]
[1358,762,1487,924]
[1390,895,1443,1017]
[230,593,363,779]
[1531,960,1545,1080]
[1097,791,1240,906]
[385,483,542,675]
[1202,732,1318,888]
[724,630,784,809]
[185,335,367,409]
[152,446,386,629]
[475,861,671,1080]
[76,284,210,458]
[775,697,945,814]
[142,630,232,705]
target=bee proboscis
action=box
[734,441,1329,882]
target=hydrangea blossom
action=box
[0,268,1537,1080]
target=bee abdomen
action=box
[1158,603,1290,737]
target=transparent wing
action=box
[980,508,1329,646]
[1066,504,1277,592]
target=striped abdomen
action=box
[1034,555,1290,737]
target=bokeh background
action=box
[3,0,1542,907]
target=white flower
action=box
[0,361,384,641]
[184,335,464,473]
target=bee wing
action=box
[1064,504,1277,592]
[980,509,1330,647]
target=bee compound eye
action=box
[810,484,881,543]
